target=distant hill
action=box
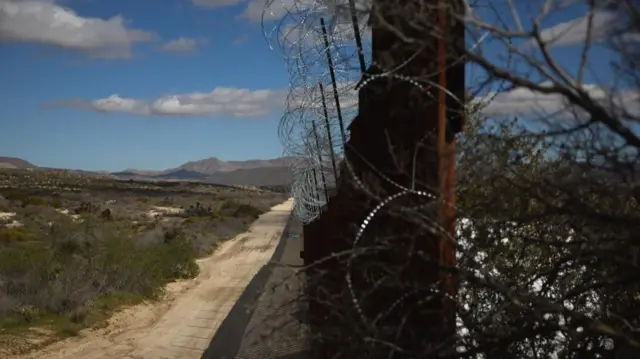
[206,166,292,186]
[111,157,296,186]
[154,169,209,180]
[119,169,164,176]
[0,155,294,187]
[177,157,230,174]
[169,156,297,175]
[0,157,37,169]
[110,171,140,177]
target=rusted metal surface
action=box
[436,1,462,329]
[303,0,465,357]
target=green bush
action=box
[232,204,263,219]
[0,227,39,243]
[184,217,204,224]
[220,199,239,211]
[22,196,47,207]
[1,191,47,207]
[2,190,29,202]
[218,200,263,219]
[73,202,99,214]
[50,198,63,209]
[0,219,199,334]
[184,202,215,217]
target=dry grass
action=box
[0,168,288,353]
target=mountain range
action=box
[0,156,295,187]
[0,157,37,169]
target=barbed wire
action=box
[263,0,498,224]
[263,0,369,222]
[261,0,514,354]
[265,0,471,343]
[257,1,640,357]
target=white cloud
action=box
[51,81,639,128]
[242,0,300,22]
[280,18,370,47]
[280,23,322,47]
[160,37,204,53]
[50,87,288,118]
[324,0,371,23]
[287,81,359,118]
[0,0,155,58]
[90,95,150,115]
[241,0,371,23]
[531,10,638,48]
[480,83,640,120]
[191,0,243,7]
[538,10,616,46]
[50,81,360,120]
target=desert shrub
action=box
[184,202,215,217]
[0,217,199,333]
[73,202,100,214]
[162,225,184,243]
[218,199,264,219]
[21,196,47,207]
[220,199,239,212]
[231,203,263,219]
[1,191,47,207]
[0,227,39,243]
[0,292,17,318]
[99,209,112,220]
[49,198,63,209]
[0,197,11,212]
[2,190,29,202]
[183,217,206,224]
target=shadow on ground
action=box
[201,219,311,359]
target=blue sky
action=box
[0,0,290,171]
[0,0,635,171]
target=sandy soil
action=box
[0,211,21,228]
[7,198,294,359]
[146,206,185,218]
[0,212,16,221]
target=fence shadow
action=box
[201,218,311,359]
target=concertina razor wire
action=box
[262,0,492,226]
[261,0,506,347]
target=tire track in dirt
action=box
[7,199,294,359]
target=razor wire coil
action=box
[263,0,494,225]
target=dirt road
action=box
[10,198,294,359]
